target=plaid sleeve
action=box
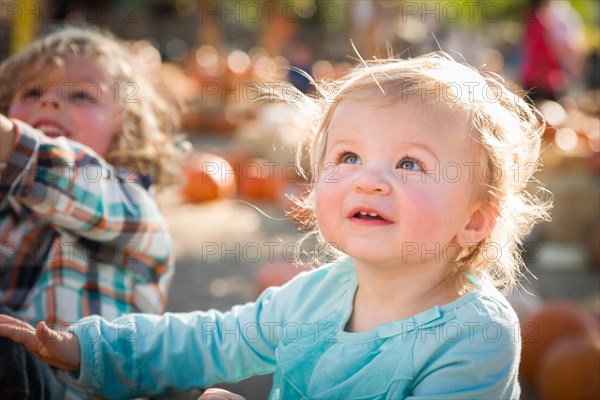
[3,120,173,313]
[0,120,37,204]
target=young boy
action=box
[0,26,184,398]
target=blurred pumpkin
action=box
[520,302,599,388]
[238,158,285,203]
[181,152,237,203]
[536,338,600,400]
[255,259,306,297]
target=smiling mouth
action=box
[354,211,385,221]
[350,210,394,225]
[33,123,70,139]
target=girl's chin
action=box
[343,250,400,265]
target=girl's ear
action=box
[456,203,496,246]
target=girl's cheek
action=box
[314,190,330,221]
[318,163,339,185]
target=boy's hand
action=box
[0,314,81,371]
[198,388,247,400]
[1,113,16,163]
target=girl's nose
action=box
[352,168,392,195]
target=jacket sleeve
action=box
[69,287,282,398]
[1,120,173,313]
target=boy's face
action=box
[315,100,487,269]
[8,57,123,157]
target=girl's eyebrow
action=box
[327,138,355,148]
[402,142,439,163]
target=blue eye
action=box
[340,153,361,165]
[398,158,422,171]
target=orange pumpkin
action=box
[520,302,598,389]
[536,338,600,400]
[238,158,286,203]
[181,153,237,203]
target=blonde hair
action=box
[0,25,184,188]
[288,52,552,294]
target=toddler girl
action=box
[0,52,550,399]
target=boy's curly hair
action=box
[288,52,552,295]
[0,25,185,188]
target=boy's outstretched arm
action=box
[1,115,173,317]
[0,314,81,371]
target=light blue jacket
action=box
[70,257,521,399]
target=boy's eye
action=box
[22,88,43,101]
[397,158,423,172]
[340,152,361,165]
[70,90,97,103]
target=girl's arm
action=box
[1,287,282,398]
[71,293,280,397]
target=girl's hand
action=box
[198,388,247,400]
[0,314,81,371]
[0,114,16,162]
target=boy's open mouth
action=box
[32,121,71,139]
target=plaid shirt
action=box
[0,120,174,328]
